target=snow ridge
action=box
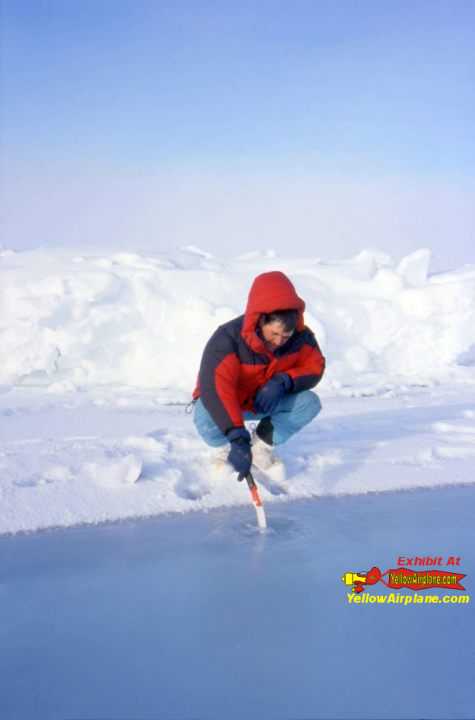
[1,246,475,394]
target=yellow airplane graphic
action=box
[341,567,382,593]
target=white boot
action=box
[211,444,230,470]
[251,429,282,471]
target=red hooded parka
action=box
[192,271,325,434]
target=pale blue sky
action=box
[1,1,474,268]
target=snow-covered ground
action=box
[1,246,474,719]
[1,383,475,535]
[1,246,475,534]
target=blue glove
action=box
[227,427,252,477]
[254,373,293,415]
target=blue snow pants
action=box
[193,390,321,447]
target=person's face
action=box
[259,319,293,350]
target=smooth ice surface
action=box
[1,485,474,720]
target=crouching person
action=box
[191,271,325,477]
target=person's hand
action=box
[254,373,293,415]
[227,427,252,477]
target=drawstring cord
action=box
[185,398,197,415]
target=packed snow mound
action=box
[1,246,475,396]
